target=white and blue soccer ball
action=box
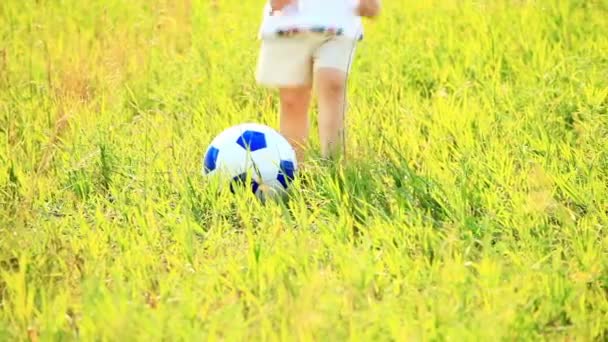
[202,123,298,199]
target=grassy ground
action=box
[1,0,607,340]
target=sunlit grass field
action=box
[1,0,607,340]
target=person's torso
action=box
[298,0,358,18]
[259,0,363,40]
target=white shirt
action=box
[259,0,363,40]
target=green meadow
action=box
[1,0,607,340]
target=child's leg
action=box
[256,37,315,163]
[315,68,348,159]
[279,85,312,162]
[313,37,357,159]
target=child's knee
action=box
[280,87,311,113]
[317,70,347,97]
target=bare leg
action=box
[279,86,312,163]
[315,68,348,159]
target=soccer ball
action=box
[202,123,298,199]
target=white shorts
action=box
[256,34,358,88]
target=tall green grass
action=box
[1,0,607,340]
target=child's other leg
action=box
[313,37,357,160]
[279,86,312,162]
[315,68,347,159]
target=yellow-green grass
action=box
[1,0,607,340]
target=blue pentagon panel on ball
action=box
[236,130,267,152]
[277,160,296,188]
[229,172,260,194]
[203,146,219,174]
